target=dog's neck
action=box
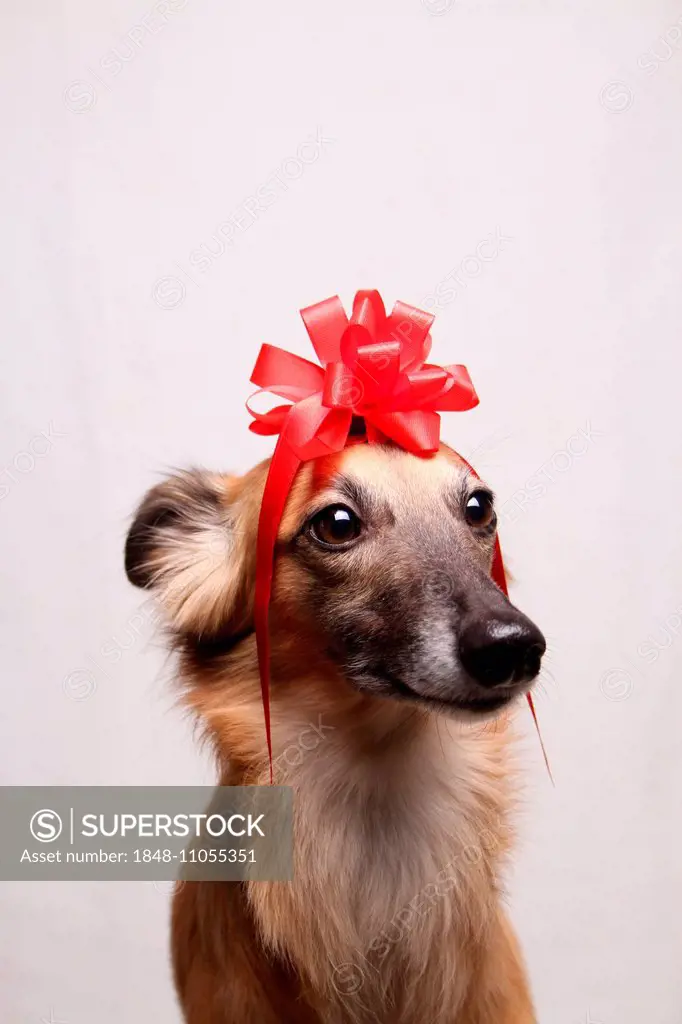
[198,642,513,803]
[191,647,516,1022]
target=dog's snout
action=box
[459,615,546,689]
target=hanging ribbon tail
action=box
[254,430,304,784]
[492,535,553,783]
[526,689,554,785]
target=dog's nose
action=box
[459,616,546,688]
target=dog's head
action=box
[125,443,544,718]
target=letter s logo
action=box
[30,809,63,843]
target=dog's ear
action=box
[125,467,264,638]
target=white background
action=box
[1,2,682,1022]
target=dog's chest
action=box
[297,733,497,924]
[250,723,507,1021]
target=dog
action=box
[125,438,545,1023]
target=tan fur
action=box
[128,445,537,1023]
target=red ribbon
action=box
[247,290,549,781]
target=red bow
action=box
[247,290,549,781]
[248,289,479,456]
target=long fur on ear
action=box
[124,468,258,638]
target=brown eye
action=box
[465,490,495,529]
[309,504,362,547]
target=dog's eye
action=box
[465,491,495,529]
[309,504,362,547]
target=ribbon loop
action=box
[251,343,324,398]
[300,296,349,364]
[385,300,434,371]
[351,289,387,339]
